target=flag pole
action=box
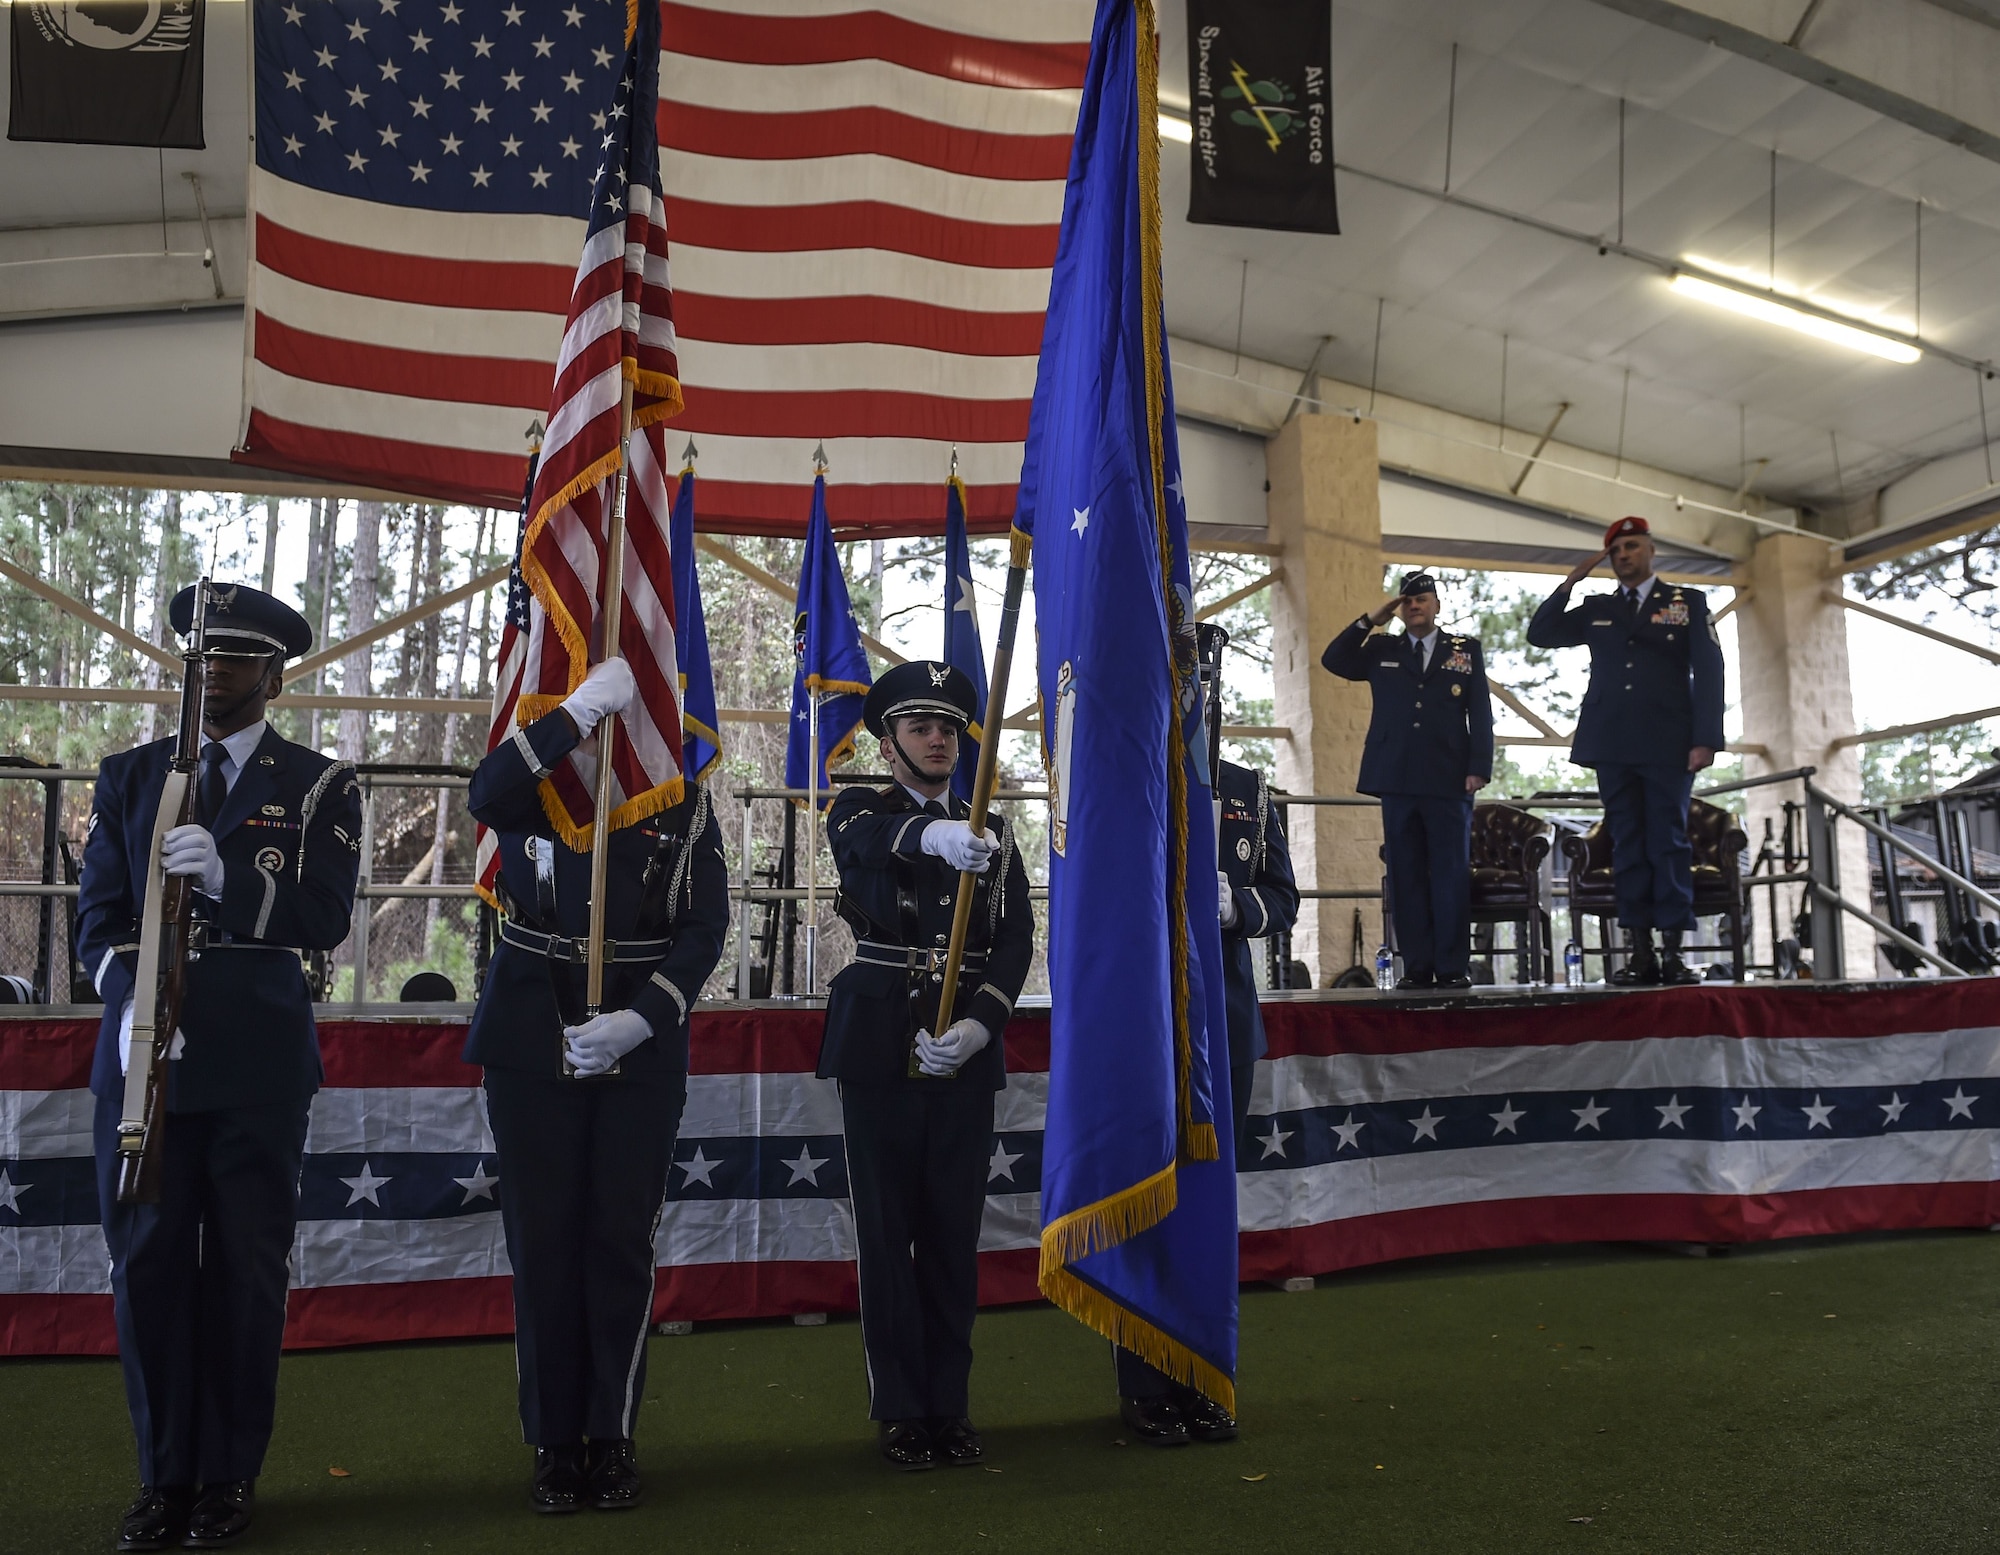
[584,373,635,1023]
[932,525,1031,1047]
[805,690,819,992]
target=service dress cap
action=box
[169,583,315,660]
[1603,514,1651,548]
[863,660,978,737]
[1398,570,1438,598]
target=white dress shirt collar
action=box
[203,720,269,795]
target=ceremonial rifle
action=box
[926,527,1032,1072]
[115,576,211,1203]
[1198,624,1229,869]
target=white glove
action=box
[915,1017,991,1076]
[921,820,998,874]
[560,657,637,738]
[161,824,225,897]
[1218,870,1239,929]
[117,996,184,1075]
[562,1007,652,1076]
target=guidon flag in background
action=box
[238,0,1091,537]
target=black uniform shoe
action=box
[879,1420,936,1471]
[181,1482,253,1549]
[1118,1396,1191,1446]
[1435,973,1475,990]
[1181,1394,1239,1442]
[1657,931,1703,986]
[117,1486,192,1552]
[531,1446,587,1515]
[1394,971,1435,990]
[585,1439,643,1510]
[1610,931,1659,987]
[930,1417,984,1466]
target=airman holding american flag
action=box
[460,1,729,1516]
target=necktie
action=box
[924,799,948,820]
[198,744,229,828]
[1622,588,1639,619]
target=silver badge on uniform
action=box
[1235,837,1252,862]
[255,847,284,873]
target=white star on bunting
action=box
[452,1161,499,1205]
[989,1140,1023,1182]
[0,1169,27,1214]
[1731,1095,1762,1132]
[1880,1091,1908,1125]
[678,1148,719,1189]
[1944,1086,1977,1121]
[1258,1121,1293,1159]
[1409,1106,1443,1142]
[1489,1099,1525,1136]
[1571,1097,1608,1132]
[1331,1111,1366,1152]
[340,1162,391,1207]
[782,1145,829,1187]
[1801,1094,1835,1131]
[1655,1094,1691,1130]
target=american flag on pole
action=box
[513,0,684,845]
[238,0,1088,537]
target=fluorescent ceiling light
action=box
[1159,112,1192,144]
[1668,270,1921,365]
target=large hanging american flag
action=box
[239,0,1088,537]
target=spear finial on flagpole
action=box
[681,435,698,468]
[813,441,829,475]
[950,443,959,479]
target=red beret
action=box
[1603,514,1650,548]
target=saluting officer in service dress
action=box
[1322,571,1494,988]
[819,661,1035,1472]
[1528,515,1725,986]
[465,657,730,1514]
[1113,741,1298,1447]
[79,585,362,1553]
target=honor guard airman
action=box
[1322,571,1494,988]
[465,658,731,1513]
[1113,625,1299,1446]
[78,584,361,1552]
[819,660,1035,1472]
[1528,516,1725,985]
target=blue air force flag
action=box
[786,474,872,807]
[1019,0,1238,1409]
[670,467,723,784]
[942,476,991,803]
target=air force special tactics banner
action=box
[1185,0,1338,235]
[8,0,205,148]
[4,985,1999,1356]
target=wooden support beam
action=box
[0,555,179,670]
[289,562,511,680]
[1829,705,2000,750]
[1711,587,1752,624]
[1824,590,2000,666]
[1508,401,1571,496]
[1194,567,1282,622]
[0,684,801,725]
[694,536,907,667]
[1486,676,1561,738]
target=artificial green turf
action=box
[6,1231,1998,1554]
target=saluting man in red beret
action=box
[1528,517,1727,985]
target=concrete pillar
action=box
[1266,414,1384,985]
[1733,531,1873,979]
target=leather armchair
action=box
[1469,803,1554,982]
[1561,797,1751,979]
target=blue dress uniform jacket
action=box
[1525,581,1726,766]
[1321,620,1495,795]
[464,707,730,1076]
[819,781,1035,1425]
[817,783,1035,1091]
[1216,759,1298,1067]
[78,726,363,1110]
[464,706,732,1449]
[77,725,361,1490]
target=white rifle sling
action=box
[120,769,190,1134]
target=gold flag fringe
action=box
[1038,1263,1237,1416]
[1039,1160,1177,1272]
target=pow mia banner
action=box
[9,0,205,148]
[1186,0,1337,235]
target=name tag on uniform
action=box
[1444,649,1473,674]
[1650,600,1689,626]
[1378,657,1401,668]
[1589,618,1613,627]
